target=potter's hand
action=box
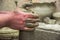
[25,14,40,28]
[9,11,40,31]
[23,14,40,31]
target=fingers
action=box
[23,27,34,31]
[25,14,40,28]
[25,23,39,28]
[31,14,39,19]
[25,18,40,23]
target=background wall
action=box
[0,0,59,11]
[0,0,30,11]
[56,0,60,12]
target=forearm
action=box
[0,11,14,27]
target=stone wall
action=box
[0,0,59,11]
[0,0,16,11]
[0,0,30,11]
[56,0,60,12]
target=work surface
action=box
[37,23,60,31]
[0,23,60,40]
[35,23,60,40]
[19,23,60,40]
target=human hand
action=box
[9,11,40,31]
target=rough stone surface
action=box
[35,29,60,40]
[35,23,60,40]
[19,30,35,40]
[0,0,16,11]
[19,23,60,40]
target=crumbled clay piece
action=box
[43,17,56,24]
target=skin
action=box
[0,11,39,31]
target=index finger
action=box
[31,14,39,19]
